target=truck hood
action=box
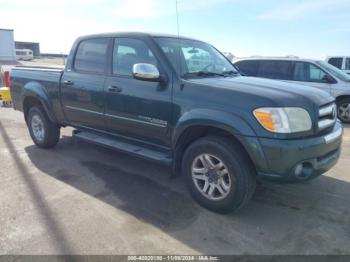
[188,76,334,107]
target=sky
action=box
[0,0,349,59]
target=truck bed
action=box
[10,65,64,115]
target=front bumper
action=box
[256,121,343,182]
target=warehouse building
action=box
[15,41,40,57]
[0,28,16,61]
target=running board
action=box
[73,131,172,165]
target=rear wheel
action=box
[27,106,60,148]
[337,98,350,123]
[182,136,256,214]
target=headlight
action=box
[253,107,312,133]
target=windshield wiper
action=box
[183,70,238,79]
[197,71,226,77]
[222,70,240,76]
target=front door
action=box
[61,38,110,130]
[104,37,172,147]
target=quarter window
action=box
[74,38,109,73]
[328,57,343,69]
[113,38,157,76]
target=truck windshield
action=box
[154,37,238,78]
[317,61,350,82]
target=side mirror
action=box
[133,63,160,81]
[322,74,335,83]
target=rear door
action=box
[104,37,172,147]
[61,37,110,130]
[257,60,293,80]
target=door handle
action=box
[108,85,122,93]
[63,80,74,86]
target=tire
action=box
[337,98,350,123]
[182,136,256,214]
[27,106,60,148]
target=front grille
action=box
[318,103,336,132]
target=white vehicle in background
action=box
[15,49,34,61]
[233,57,350,123]
[326,56,350,74]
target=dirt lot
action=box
[0,106,349,255]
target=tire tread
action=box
[182,135,256,213]
[27,105,60,148]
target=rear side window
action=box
[74,38,109,73]
[292,62,327,82]
[258,60,292,80]
[235,60,259,76]
[328,57,343,69]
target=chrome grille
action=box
[318,103,336,131]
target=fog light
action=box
[294,162,313,180]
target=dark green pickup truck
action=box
[10,32,343,213]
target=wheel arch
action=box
[335,95,350,103]
[22,82,57,123]
[171,109,267,176]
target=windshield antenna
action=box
[175,0,180,38]
[175,0,183,80]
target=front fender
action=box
[332,88,350,99]
[171,109,268,174]
[22,81,57,123]
[172,108,257,146]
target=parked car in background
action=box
[10,33,343,213]
[233,57,350,123]
[326,56,350,75]
[16,49,34,61]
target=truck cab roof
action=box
[76,32,201,42]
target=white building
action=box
[0,28,16,61]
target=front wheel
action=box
[182,136,256,214]
[27,106,60,148]
[337,98,350,123]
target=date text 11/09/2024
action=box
[127,255,219,261]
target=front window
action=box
[317,61,350,82]
[154,37,238,78]
[112,38,157,76]
[292,62,327,83]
